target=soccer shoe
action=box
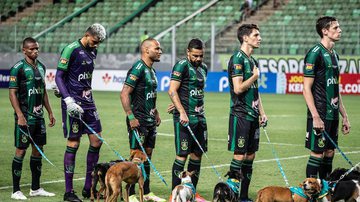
[29,188,55,197]
[195,193,209,202]
[63,191,83,202]
[240,198,254,202]
[82,188,103,199]
[144,192,166,202]
[129,194,140,202]
[11,191,27,200]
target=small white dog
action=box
[171,171,196,202]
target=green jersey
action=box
[228,50,259,121]
[125,60,158,126]
[304,43,340,120]
[170,59,207,118]
[9,59,46,124]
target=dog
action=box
[171,170,196,202]
[90,159,124,202]
[256,178,328,202]
[212,170,243,202]
[327,167,360,202]
[105,150,147,202]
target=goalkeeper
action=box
[55,23,106,202]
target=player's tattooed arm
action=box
[339,94,350,134]
[168,80,189,125]
[120,84,134,116]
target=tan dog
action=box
[105,150,147,202]
[171,171,196,202]
[256,178,326,202]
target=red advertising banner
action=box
[285,73,360,95]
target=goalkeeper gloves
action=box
[64,97,84,117]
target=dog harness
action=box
[184,182,196,200]
[290,179,330,202]
[226,178,240,194]
[137,163,147,181]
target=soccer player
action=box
[168,38,208,202]
[9,37,56,200]
[55,23,106,202]
[227,24,267,202]
[303,16,350,179]
[120,38,165,202]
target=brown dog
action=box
[105,150,147,202]
[256,178,326,202]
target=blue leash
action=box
[320,130,354,167]
[183,123,223,182]
[262,126,290,187]
[132,129,169,187]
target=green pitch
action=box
[0,89,359,201]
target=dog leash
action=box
[331,161,360,185]
[132,129,169,187]
[183,123,224,182]
[262,126,290,187]
[320,130,354,167]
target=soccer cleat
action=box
[144,192,166,202]
[29,188,55,197]
[11,191,27,200]
[240,198,254,202]
[195,193,209,202]
[129,194,140,202]
[82,188,103,199]
[63,191,83,202]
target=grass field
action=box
[0,88,359,202]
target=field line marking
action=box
[1,151,360,190]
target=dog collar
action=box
[137,163,147,181]
[290,180,329,201]
[184,182,196,194]
[226,178,240,194]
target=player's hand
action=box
[17,113,27,126]
[313,116,324,135]
[179,112,189,126]
[155,111,161,127]
[129,118,140,130]
[64,97,84,117]
[52,85,61,98]
[167,103,175,114]
[48,113,56,127]
[260,114,268,127]
[253,66,260,79]
[342,117,351,135]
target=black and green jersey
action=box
[9,59,46,124]
[170,59,207,118]
[304,43,340,120]
[228,50,259,121]
[125,60,158,126]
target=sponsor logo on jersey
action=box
[305,63,314,70]
[234,64,242,70]
[10,76,16,82]
[146,91,156,100]
[327,76,338,86]
[129,74,138,81]
[60,58,68,65]
[252,99,259,110]
[194,105,204,113]
[33,104,43,115]
[172,71,181,77]
[78,72,92,81]
[149,108,156,116]
[28,87,44,96]
[330,97,339,109]
[190,88,203,97]
[82,89,92,101]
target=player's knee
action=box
[15,148,26,157]
[190,152,202,160]
[324,149,335,157]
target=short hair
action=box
[140,37,157,48]
[316,16,338,38]
[237,24,259,44]
[86,23,107,42]
[22,37,37,48]
[187,38,204,50]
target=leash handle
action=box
[262,127,290,187]
[321,131,354,167]
[183,123,224,182]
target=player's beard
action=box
[190,60,201,67]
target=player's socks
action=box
[84,145,100,191]
[12,156,24,193]
[187,159,201,188]
[240,160,253,199]
[30,155,42,190]
[230,158,243,172]
[306,155,322,178]
[172,159,185,189]
[64,146,78,193]
[319,156,333,179]
[143,160,151,194]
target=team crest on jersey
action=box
[181,139,188,150]
[237,137,245,148]
[234,64,242,70]
[72,122,79,133]
[10,76,16,82]
[172,71,181,77]
[305,63,314,70]
[129,74,138,81]
[318,138,325,148]
[60,58,68,65]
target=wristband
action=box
[128,113,135,121]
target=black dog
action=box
[213,170,243,202]
[327,166,360,202]
[91,159,124,202]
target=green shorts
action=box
[14,119,46,149]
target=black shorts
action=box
[228,114,260,154]
[127,122,157,149]
[305,119,339,152]
[173,116,208,156]
[14,119,46,149]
